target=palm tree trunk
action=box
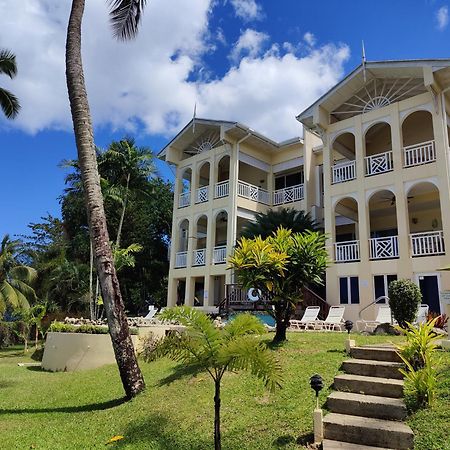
[115,173,130,248]
[214,379,222,450]
[89,240,95,320]
[65,0,145,398]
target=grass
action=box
[0,332,448,449]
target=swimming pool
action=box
[228,313,276,327]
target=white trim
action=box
[366,185,395,203]
[404,177,439,196]
[329,127,355,145]
[399,103,433,123]
[238,152,270,172]
[273,157,304,173]
[362,116,391,134]
[413,272,443,314]
[332,193,359,209]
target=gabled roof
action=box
[158,118,302,159]
[297,59,450,128]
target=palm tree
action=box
[0,235,37,317]
[153,307,282,450]
[240,207,318,240]
[0,49,20,119]
[65,0,147,398]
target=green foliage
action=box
[137,332,161,362]
[389,279,422,328]
[0,321,15,348]
[0,48,20,119]
[48,321,138,335]
[397,319,440,408]
[240,208,318,240]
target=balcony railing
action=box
[193,248,206,266]
[369,236,399,260]
[175,251,187,268]
[365,151,393,176]
[273,184,304,205]
[214,180,229,199]
[179,192,190,208]
[404,140,436,168]
[335,240,360,262]
[196,186,209,204]
[410,231,444,257]
[332,160,356,184]
[213,246,227,264]
[237,180,270,204]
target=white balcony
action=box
[403,140,436,168]
[193,248,206,266]
[213,246,227,264]
[178,192,190,208]
[369,236,399,260]
[332,160,356,184]
[365,151,393,176]
[237,180,270,204]
[273,184,304,206]
[410,231,444,257]
[196,186,209,204]
[335,240,360,262]
[175,251,187,268]
[214,180,229,199]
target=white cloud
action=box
[229,0,263,21]
[229,29,269,63]
[303,32,316,47]
[0,0,350,142]
[436,5,449,30]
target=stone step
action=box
[323,413,414,449]
[322,439,394,450]
[342,359,404,379]
[334,374,404,398]
[326,391,407,420]
[350,346,402,363]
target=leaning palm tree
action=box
[0,49,20,119]
[151,307,283,450]
[0,235,37,317]
[65,0,148,398]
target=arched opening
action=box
[334,197,359,262]
[215,156,230,198]
[213,211,228,264]
[368,190,398,260]
[196,162,210,204]
[179,168,192,208]
[331,132,356,184]
[193,215,208,266]
[402,111,435,167]
[407,182,444,257]
[364,122,393,176]
[175,219,189,268]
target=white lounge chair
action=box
[144,305,158,320]
[314,306,346,331]
[289,306,321,331]
[356,305,393,332]
[415,304,429,324]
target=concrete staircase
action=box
[322,345,414,450]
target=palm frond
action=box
[0,49,18,78]
[10,265,37,284]
[0,87,20,119]
[107,0,147,41]
[0,282,19,309]
[224,313,266,340]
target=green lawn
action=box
[0,333,448,450]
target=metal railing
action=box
[332,160,356,184]
[369,236,399,260]
[365,151,393,176]
[213,246,227,264]
[193,248,206,266]
[195,186,209,204]
[403,140,436,168]
[410,230,444,256]
[273,184,304,205]
[175,251,187,268]
[214,180,229,199]
[178,191,190,208]
[237,180,270,204]
[334,240,360,262]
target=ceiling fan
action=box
[380,195,413,206]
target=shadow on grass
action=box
[0,397,127,415]
[327,348,345,354]
[0,349,25,358]
[157,363,204,386]
[272,432,314,448]
[115,413,211,450]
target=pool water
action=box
[228,313,276,327]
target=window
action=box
[275,171,304,190]
[339,276,360,304]
[374,274,397,302]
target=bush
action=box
[138,332,161,362]
[48,321,138,335]
[388,279,422,328]
[0,322,14,348]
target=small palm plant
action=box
[150,307,282,450]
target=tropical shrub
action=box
[426,312,448,330]
[388,279,422,328]
[137,332,160,361]
[48,321,138,335]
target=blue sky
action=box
[1,0,449,238]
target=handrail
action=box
[358,295,389,320]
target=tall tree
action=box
[65,0,147,398]
[0,49,20,119]
[0,235,37,318]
